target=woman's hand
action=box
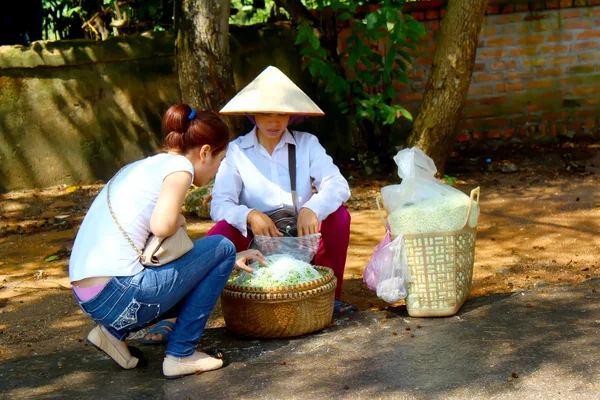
[235,249,267,273]
[297,207,319,236]
[247,210,283,237]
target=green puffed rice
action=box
[229,254,323,287]
[388,196,479,235]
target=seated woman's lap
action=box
[207,206,351,298]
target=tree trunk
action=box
[174,0,242,131]
[407,0,489,175]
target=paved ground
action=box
[1,279,599,400]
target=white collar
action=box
[239,127,297,150]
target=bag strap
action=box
[106,166,144,258]
[288,133,297,212]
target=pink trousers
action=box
[206,206,351,299]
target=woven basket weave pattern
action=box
[221,267,336,338]
[404,228,476,317]
[224,267,333,294]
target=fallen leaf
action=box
[50,201,77,209]
[33,270,48,279]
[44,255,60,262]
[40,211,60,219]
[65,186,77,193]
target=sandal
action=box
[142,320,175,345]
[87,325,139,369]
[162,348,226,379]
[334,299,357,313]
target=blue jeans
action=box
[75,235,236,358]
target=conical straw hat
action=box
[220,66,325,116]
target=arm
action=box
[210,153,254,236]
[150,171,192,238]
[301,135,351,221]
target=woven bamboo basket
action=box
[221,266,336,338]
[378,187,480,317]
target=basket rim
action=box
[222,277,337,301]
[224,265,334,293]
[393,225,476,239]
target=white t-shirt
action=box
[69,153,194,282]
[210,128,350,237]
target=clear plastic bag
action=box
[374,234,410,303]
[382,147,479,235]
[251,233,321,263]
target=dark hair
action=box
[162,104,230,155]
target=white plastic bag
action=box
[382,147,479,235]
[252,234,321,263]
[374,234,410,303]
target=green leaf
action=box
[338,12,351,21]
[365,13,379,30]
[385,84,396,99]
[381,104,396,125]
[384,48,396,80]
[309,34,321,50]
[348,51,359,69]
[398,107,413,121]
[45,255,60,262]
[397,49,412,64]
[442,175,458,186]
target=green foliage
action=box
[442,175,457,186]
[230,0,280,25]
[42,0,174,40]
[42,0,87,40]
[295,0,425,129]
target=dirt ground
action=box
[1,143,599,362]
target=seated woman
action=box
[69,104,264,379]
[211,66,355,309]
[143,67,356,345]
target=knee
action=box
[214,235,236,259]
[329,206,351,228]
[338,206,351,225]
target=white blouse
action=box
[211,128,351,236]
[69,154,194,282]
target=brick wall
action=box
[364,0,600,145]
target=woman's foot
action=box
[142,319,176,345]
[334,299,357,313]
[162,350,225,379]
[87,325,139,369]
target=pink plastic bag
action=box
[363,230,392,292]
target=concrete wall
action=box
[0,32,179,192]
[0,26,347,193]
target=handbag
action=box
[106,166,194,267]
[266,140,298,237]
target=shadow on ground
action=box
[1,280,599,399]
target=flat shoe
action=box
[87,325,139,369]
[163,349,225,379]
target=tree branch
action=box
[276,0,318,26]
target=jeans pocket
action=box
[109,299,161,331]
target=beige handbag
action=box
[106,166,194,267]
